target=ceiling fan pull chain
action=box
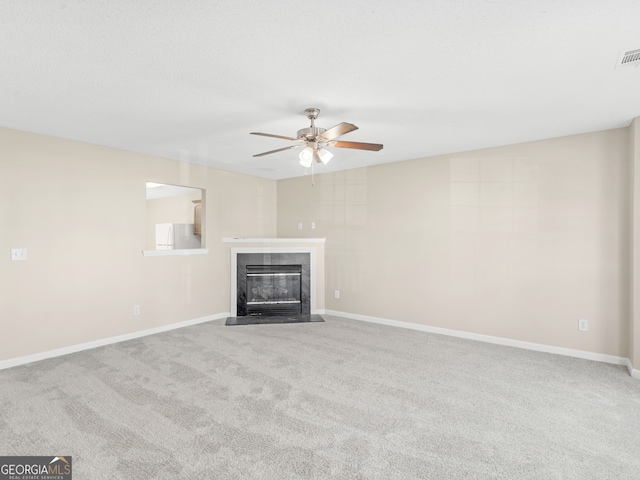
[311,161,315,186]
[303,165,315,186]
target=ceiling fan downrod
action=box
[305,107,320,122]
[297,107,325,140]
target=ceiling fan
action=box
[250,107,383,168]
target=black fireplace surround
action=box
[235,252,311,316]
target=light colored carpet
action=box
[1,315,639,479]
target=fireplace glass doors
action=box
[245,265,302,316]
[235,251,311,317]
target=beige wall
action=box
[631,118,640,369]
[277,128,630,357]
[2,124,636,365]
[0,127,277,361]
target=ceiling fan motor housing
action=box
[297,126,326,142]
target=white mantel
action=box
[222,237,326,243]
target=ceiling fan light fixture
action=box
[316,148,333,165]
[299,146,314,167]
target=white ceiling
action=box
[2,0,639,180]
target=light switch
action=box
[11,248,28,261]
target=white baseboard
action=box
[4,310,638,382]
[0,313,229,371]
[626,358,640,379]
[325,310,635,372]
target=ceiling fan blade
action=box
[317,122,358,142]
[250,132,299,142]
[329,140,384,151]
[253,145,302,157]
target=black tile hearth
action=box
[225,314,325,326]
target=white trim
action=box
[142,248,209,256]
[0,313,228,371]
[626,358,640,379]
[223,237,326,243]
[325,310,633,369]
[3,309,636,381]
[230,247,317,316]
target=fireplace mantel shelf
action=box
[222,237,326,243]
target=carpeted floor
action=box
[1,315,639,479]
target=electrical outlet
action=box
[11,248,28,261]
[311,222,316,229]
[578,318,589,332]
[297,222,303,230]
[133,304,141,316]
[334,290,340,299]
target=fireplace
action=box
[224,241,325,325]
[244,264,302,316]
[235,251,311,317]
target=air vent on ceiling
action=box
[617,48,640,68]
